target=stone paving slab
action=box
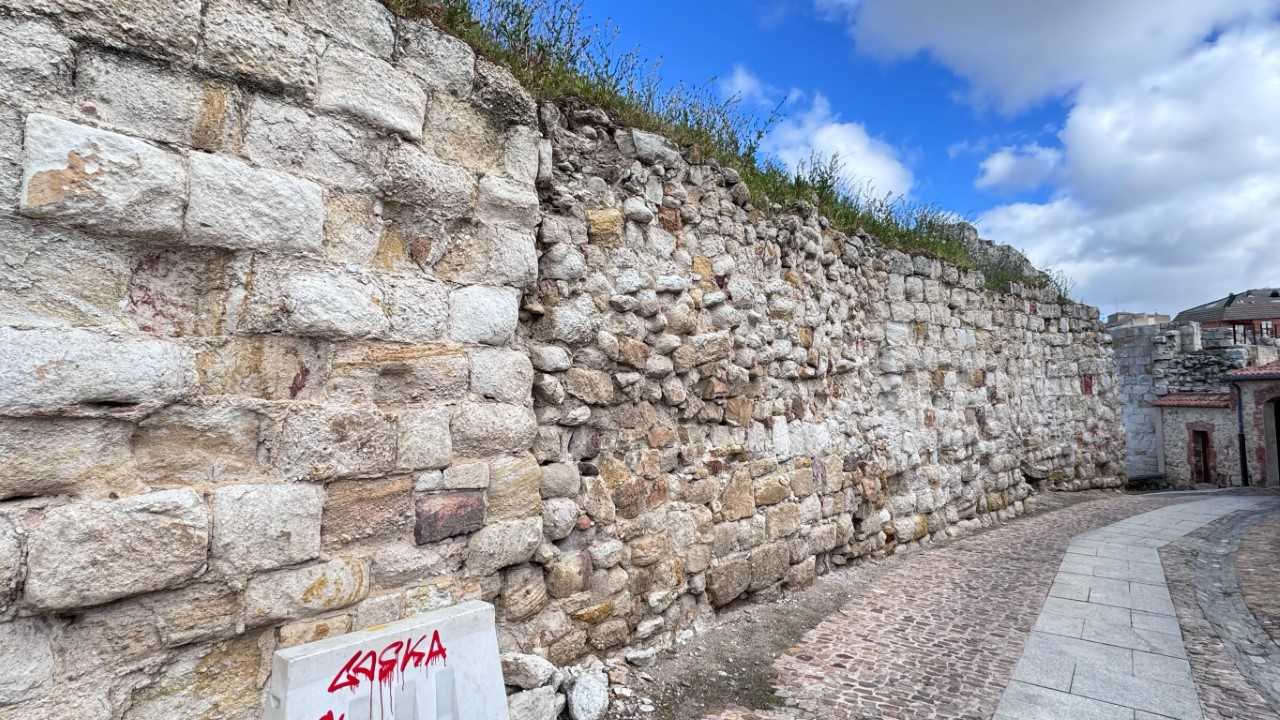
[994,497,1268,720]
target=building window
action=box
[1264,320,1274,339]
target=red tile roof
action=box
[1151,393,1232,408]
[1227,361,1280,380]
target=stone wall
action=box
[1112,325,1163,478]
[0,2,1124,718]
[1159,406,1241,487]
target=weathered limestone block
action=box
[564,367,615,405]
[397,19,476,95]
[244,557,369,626]
[540,462,581,498]
[449,285,520,345]
[322,475,413,548]
[119,630,269,720]
[706,554,750,607]
[471,348,534,404]
[211,483,323,573]
[502,563,548,621]
[244,95,391,191]
[0,516,20,611]
[0,16,75,107]
[0,617,55,704]
[25,489,208,610]
[501,652,556,690]
[397,405,453,471]
[627,129,682,166]
[487,454,543,520]
[279,614,352,648]
[18,114,185,239]
[415,491,486,544]
[542,497,579,540]
[269,404,396,481]
[186,151,324,253]
[452,402,538,456]
[382,143,477,214]
[478,175,540,230]
[274,271,390,339]
[290,0,394,58]
[508,686,560,720]
[327,343,469,404]
[0,327,194,415]
[201,0,320,95]
[465,517,542,576]
[0,417,134,499]
[132,403,262,484]
[6,0,202,63]
[318,45,427,139]
[74,50,240,150]
[586,208,623,245]
[749,542,790,590]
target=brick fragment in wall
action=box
[185,151,324,253]
[24,489,208,611]
[414,491,486,544]
[18,114,186,240]
[200,0,321,95]
[0,327,195,416]
[289,0,394,59]
[317,44,426,139]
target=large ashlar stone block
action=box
[451,402,537,456]
[0,417,134,500]
[18,113,185,239]
[397,405,452,471]
[397,19,476,95]
[477,175,539,230]
[470,348,534,404]
[24,489,208,611]
[326,343,469,405]
[269,404,397,481]
[5,0,202,63]
[487,454,542,520]
[278,271,390,339]
[186,152,324,253]
[201,0,320,95]
[74,50,240,150]
[0,16,75,107]
[0,617,55,705]
[318,45,427,139]
[290,0,394,59]
[381,143,476,215]
[211,484,323,573]
[449,285,519,345]
[244,557,369,626]
[322,476,413,548]
[245,95,391,192]
[0,327,195,415]
[465,517,542,576]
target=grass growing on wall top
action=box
[384,0,1064,296]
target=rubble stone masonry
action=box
[0,1,1124,716]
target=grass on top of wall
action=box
[383,0,1066,297]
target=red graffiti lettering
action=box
[320,712,345,720]
[327,632,449,695]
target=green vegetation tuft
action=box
[384,0,1066,297]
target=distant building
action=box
[1106,312,1170,329]
[1174,288,1280,344]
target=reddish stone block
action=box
[414,491,485,544]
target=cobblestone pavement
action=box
[700,492,1202,720]
[1163,502,1280,720]
[1237,511,1280,644]
[994,496,1270,720]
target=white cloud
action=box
[760,93,914,197]
[718,64,773,107]
[974,28,1280,314]
[975,144,1062,192]
[824,0,1278,113]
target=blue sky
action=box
[576,0,1280,318]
